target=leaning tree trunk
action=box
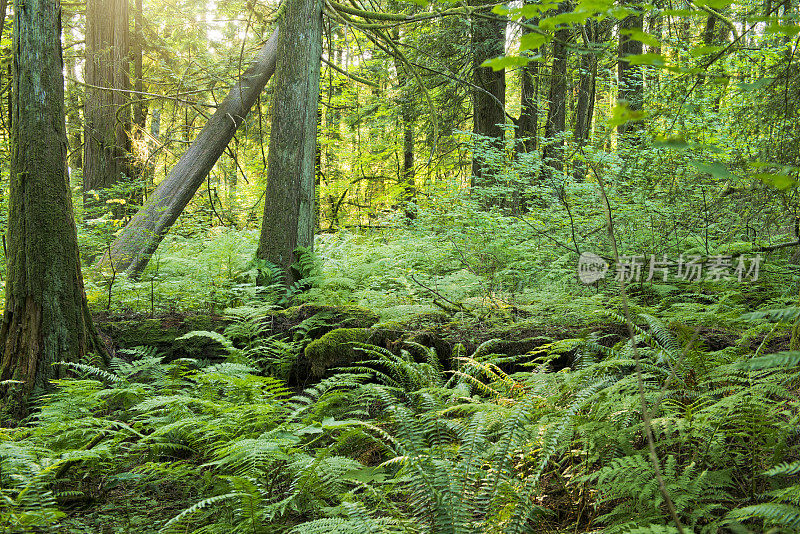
[256,0,323,283]
[102,28,280,276]
[84,0,132,216]
[1,0,107,420]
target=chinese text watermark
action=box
[577,253,762,284]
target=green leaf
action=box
[662,8,704,16]
[520,32,550,51]
[755,172,798,190]
[519,0,560,17]
[693,0,733,9]
[627,53,667,66]
[575,0,614,14]
[492,4,512,15]
[766,23,800,36]
[609,6,636,18]
[653,135,692,148]
[734,351,800,370]
[620,28,661,47]
[541,10,592,25]
[736,78,774,91]
[607,102,646,128]
[344,467,387,483]
[692,161,733,179]
[689,44,726,57]
[481,56,530,71]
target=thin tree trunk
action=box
[133,0,145,135]
[256,0,322,283]
[1,0,107,420]
[102,29,280,276]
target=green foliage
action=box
[304,328,371,377]
[4,295,800,533]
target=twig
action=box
[409,272,466,313]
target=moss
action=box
[374,311,450,331]
[98,314,225,358]
[304,327,371,377]
[472,337,553,360]
[265,304,380,338]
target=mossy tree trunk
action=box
[573,20,601,182]
[0,0,107,420]
[542,3,571,180]
[389,4,415,206]
[256,0,322,283]
[84,0,132,217]
[470,0,506,186]
[617,9,644,139]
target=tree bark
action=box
[470,0,506,185]
[542,7,571,179]
[518,57,538,153]
[1,0,106,420]
[573,21,599,181]
[517,15,538,153]
[256,0,322,283]
[617,10,644,138]
[133,0,145,135]
[84,0,132,215]
[102,29,280,276]
[392,26,415,203]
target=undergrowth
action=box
[2,300,800,533]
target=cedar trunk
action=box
[470,0,506,185]
[617,11,644,138]
[543,15,570,178]
[517,16,539,153]
[393,27,415,202]
[256,0,323,282]
[1,0,106,419]
[84,0,132,212]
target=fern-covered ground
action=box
[3,202,800,533]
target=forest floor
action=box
[5,228,800,533]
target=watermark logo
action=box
[577,253,762,284]
[577,252,609,283]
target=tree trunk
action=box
[133,0,145,135]
[517,17,538,153]
[84,0,132,215]
[392,26,415,204]
[102,29,280,276]
[542,8,570,179]
[256,0,322,283]
[573,21,599,181]
[66,53,83,172]
[1,0,106,420]
[470,0,506,185]
[617,10,644,138]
